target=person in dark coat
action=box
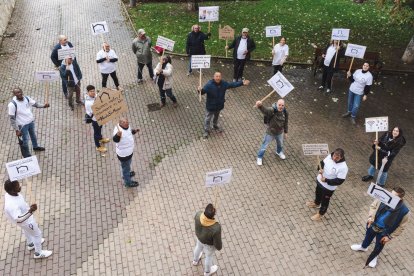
[186,24,211,76]
[362,126,406,186]
[59,56,83,110]
[50,35,75,97]
[318,40,345,93]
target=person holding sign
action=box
[8,88,50,158]
[272,37,289,74]
[197,72,250,139]
[96,43,120,89]
[226,28,256,82]
[341,62,373,125]
[60,56,83,110]
[50,35,75,97]
[256,99,288,165]
[318,40,345,93]
[154,55,178,108]
[186,24,211,76]
[306,149,348,221]
[132,29,154,84]
[351,187,409,268]
[361,127,406,186]
[4,179,53,259]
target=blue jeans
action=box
[347,90,363,118]
[188,56,192,73]
[193,239,216,274]
[21,121,39,149]
[120,157,132,185]
[361,225,386,256]
[92,121,103,148]
[368,165,388,186]
[61,78,68,97]
[257,133,284,158]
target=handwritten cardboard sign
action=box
[267,71,294,98]
[92,88,128,126]
[6,156,41,181]
[58,48,76,60]
[367,183,400,209]
[219,25,235,40]
[191,55,211,69]
[345,43,367,59]
[265,25,282,38]
[156,36,175,51]
[91,21,109,35]
[205,168,232,187]
[199,6,219,22]
[331,28,350,40]
[365,116,388,133]
[302,144,330,156]
[35,71,60,82]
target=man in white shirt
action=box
[96,43,120,89]
[8,88,50,157]
[4,179,52,259]
[60,56,83,110]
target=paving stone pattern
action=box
[0,0,413,275]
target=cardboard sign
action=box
[345,43,367,59]
[302,144,330,156]
[265,25,282,38]
[365,116,388,133]
[91,21,109,35]
[58,48,76,60]
[6,156,41,181]
[267,71,294,98]
[35,71,60,82]
[331,28,350,40]
[199,6,219,22]
[367,183,400,209]
[205,168,232,187]
[219,25,235,40]
[156,36,175,52]
[191,55,211,69]
[92,88,128,126]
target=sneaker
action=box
[125,181,139,188]
[368,256,378,268]
[203,131,209,139]
[232,78,236,82]
[187,72,192,76]
[326,89,331,93]
[257,158,263,166]
[362,175,374,182]
[33,147,45,152]
[130,171,136,177]
[276,152,286,160]
[350,244,368,252]
[192,251,203,266]
[99,138,110,144]
[137,79,143,84]
[34,250,53,259]
[27,238,45,251]
[350,117,356,125]
[96,146,107,153]
[306,201,320,208]
[342,112,351,118]
[204,265,218,276]
[318,86,324,90]
[213,125,223,133]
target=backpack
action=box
[11,96,30,117]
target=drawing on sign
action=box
[331,28,350,40]
[92,88,128,126]
[156,36,175,52]
[16,166,29,173]
[199,6,219,22]
[267,71,294,98]
[35,71,60,82]
[98,91,111,103]
[58,48,76,60]
[365,116,388,133]
[213,176,223,183]
[265,26,282,37]
[5,156,41,181]
[191,55,211,69]
[219,25,235,40]
[91,21,109,35]
[345,43,367,59]
[367,183,400,209]
[205,168,232,187]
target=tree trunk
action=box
[402,35,414,64]
[187,0,199,11]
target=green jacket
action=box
[194,211,222,250]
[132,37,152,64]
[260,105,288,135]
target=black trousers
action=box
[273,65,283,75]
[102,71,119,88]
[233,59,246,80]
[314,181,335,215]
[321,65,334,89]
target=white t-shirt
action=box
[272,44,289,65]
[323,45,337,66]
[96,49,118,74]
[349,69,373,95]
[84,95,96,121]
[113,125,134,157]
[66,64,79,85]
[237,38,248,60]
[4,193,34,225]
[317,154,348,191]
[8,96,36,126]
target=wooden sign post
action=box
[254,71,294,107]
[331,28,350,68]
[219,25,234,58]
[191,55,211,102]
[345,43,367,73]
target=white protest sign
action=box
[199,6,219,22]
[91,21,109,35]
[267,71,294,98]
[35,71,60,82]
[156,36,175,52]
[331,28,350,40]
[205,168,232,187]
[5,156,41,181]
[302,144,330,156]
[58,48,76,60]
[345,43,367,59]
[265,25,282,38]
[367,183,400,209]
[365,116,388,133]
[191,55,211,69]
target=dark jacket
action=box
[374,200,409,237]
[59,60,82,87]
[228,35,256,60]
[323,43,345,69]
[51,42,74,67]
[369,131,406,172]
[259,106,288,135]
[201,79,243,111]
[186,31,210,55]
[194,211,222,250]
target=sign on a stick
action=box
[92,88,128,126]
[156,36,175,52]
[302,144,330,156]
[265,26,282,38]
[58,48,76,60]
[367,183,400,209]
[91,21,109,35]
[365,117,388,133]
[6,156,41,181]
[219,25,235,40]
[199,6,219,22]
[35,71,60,82]
[331,28,350,40]
[205,168,232,187]
[267,71,294,98]
[191,55,211,69]
[345,43,367,59]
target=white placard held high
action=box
[331,28,350,40]
[191,55,211,69]
[267,71,294,98]
[205,168,232,187]
[156,36,175,51]
[199,6,219,22]
[5,156,41,181]
[91,21,109,35]
[35,71,60,82]
[302,144,330,156]
[58,48,76,60]
[367,183,400,209]
[345,43,367,59]
[365,116,388,133]
[265,25,281,37]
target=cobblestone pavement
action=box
[0,0,413,275]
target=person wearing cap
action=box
[186,24,211,76]
[59,56,83,110]
[96,42,120,89]
[255,99,288,166]
[132,29,154,83]
[226,27,256,82]
[50,35,75,98]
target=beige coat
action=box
[154,63,173,90]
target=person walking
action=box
[4,179,53,259]
[192,203,222,276]
[256,99,288,165]
[306,148,348,221]
[132,29,154,83]
[272,37,289,74]
[154,55,178,107]
[186,24,211,76]
[60,56,83,110]
[8,88,49,158]
[96,42,120,89]
[226,28,256,82]
[351,187,409,268]
[318,40,345,93]
[50,35,75,98]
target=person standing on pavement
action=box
[197,72,250,139]
[60,56,83,110]
[318,40,345,93]
[96,42,120,89]
[132,29,154,83]
[192,203,222,276]
[256,99,288,166]
[272,37,289,75]
[186,24,211,76]
[341,62,373,125]
[4,179,53,259]
[8,88,49,158]
[351,187,409,268]
[154,55,178,108]
[226,28,256,82]
[113,118,139,188]
[306,148,348,221]
[51,35,75,98]
[84,85,110,153]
